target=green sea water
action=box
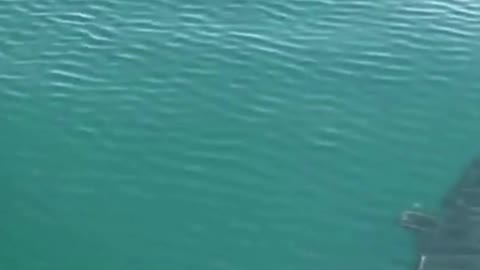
[2,1,480,269]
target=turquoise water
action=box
[2,1,480,269]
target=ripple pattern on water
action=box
[2,0,480,269]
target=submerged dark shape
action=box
[401,156,480,270]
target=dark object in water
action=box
[401,156,480,270]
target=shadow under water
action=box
[401,156,480,270]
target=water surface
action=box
[2,0,480,269]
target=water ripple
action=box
[3,0,480,269]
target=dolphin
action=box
[401,156,480,270]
